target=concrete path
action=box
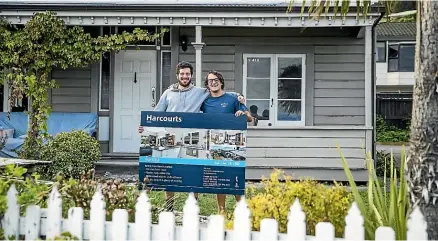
[376,144,409,160]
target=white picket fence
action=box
[1,184,429,241]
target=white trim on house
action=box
[1,11,379,27]
[243,53,306,128]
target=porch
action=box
[0,4,381,181]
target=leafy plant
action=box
[339,146,409,240]
[225,170,353,237]
[376,116,410,143]
[376,150,400,178]
[38,130,101,180]
[0,12,167,159]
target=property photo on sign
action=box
[139,111,247,195]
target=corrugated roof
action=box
[376,22,416,37]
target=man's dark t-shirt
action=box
[201,93,248,114]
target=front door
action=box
[113,50,157,153]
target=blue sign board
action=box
[139,111,247,195]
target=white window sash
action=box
[243,54,306,127]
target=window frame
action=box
[160,50,172,96]
[243,53,306,127]
[376,41,387,63]
[387,42,416,73]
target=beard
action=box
[178,78,191,87]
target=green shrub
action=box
[225,170,353,237]
[39,130,101,179]
[376,116,410,143]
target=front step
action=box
[100,152,139,160]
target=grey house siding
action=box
[50,65,95,112]
[178,27,365,125]
[178,27,368,181]
[314,44,365,125]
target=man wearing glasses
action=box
[201,70,252,214]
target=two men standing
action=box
[139,61,252,214]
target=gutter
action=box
[371,11,385,162]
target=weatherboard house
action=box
[0,0,384,182]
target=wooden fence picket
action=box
[24,205,41,241]
[375,227,395,241]
[182,193,200,241]
[315,222,335,241]
[89,186,106,240]
[232,197,251,241]
[407,206,428,240]
[3,184,20,240]
[135,191,152,241]
[287,198,306,241]
[112,209,129,241]
[0,185,432,241]
[46,185,62,239]
[206,215,225,241]
[68,207,84,240]
[344,202,364,240]
[260,219,278,241]
[158,212,175,241]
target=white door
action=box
[113,50,157,153]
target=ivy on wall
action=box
[0,11,167,159]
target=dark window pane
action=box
[102,26,115,36]
[376,42,386,62]
[162,51,171,91]
[278,58,302,78]
[388,45,399,58]
[118,26,156,45]
[82,26,101,38]
[100,52,110,110]
[399,44,415,72]
[161,26,171,46]
[247,57,270,78]
[246,78,270,99]
[277,100,301,121]
[246,100,270,120]
[278,79,301,99]
[388,58,399,72]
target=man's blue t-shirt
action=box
[201,93,248,114]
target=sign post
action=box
[138,111,247,195]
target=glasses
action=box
[208,78,220,83]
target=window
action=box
[99,26,114,111]
[376,42,386,62]
[100,52,110,111]
[243,54,306,127]
[161,26,171,46]
[161,51,172,93]
[388,43,415,72]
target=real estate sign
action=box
[138,111,247,195]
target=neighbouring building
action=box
[375,21,415,128]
